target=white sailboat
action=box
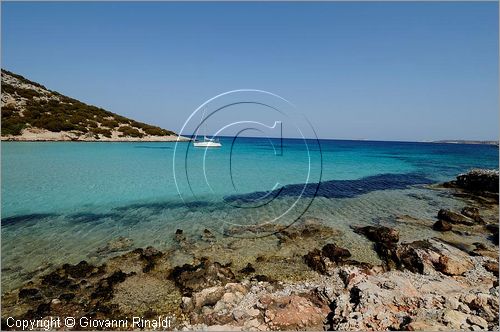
[193,109,222,148]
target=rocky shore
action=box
[1,169,498,331]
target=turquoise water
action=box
[1,138,498,291]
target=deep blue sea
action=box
[1,138,498,291]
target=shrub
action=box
[101,119,119,128]
[118,125,143,138]
[1,105,19,118]
[92,127,112,138]
[2,116,26,135]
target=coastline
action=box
[2,133,499,146]
[1,169,498,331]
[0,129,192,142]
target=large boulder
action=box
[433,219,452,232]
[351,226,399,244]
[397,239,474,276]
[437,209,475,226]
[321,243,351,263]
[262,294,330,330]
[303,243,353,274]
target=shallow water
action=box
[1,138,498,291]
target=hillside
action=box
[1,69,187,141]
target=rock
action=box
[18,288,42,300]
[170,258,235,296]
[483,261,499,277]
[437,209,475,226]
[175,229,186,242]
[224,282,248,295]
[41,272,73,288]
[321,243,351,263]
[404,320,447,331]
[134,246,162,273]
[90,270,128,300]
[239,263,256,274]
[192,286,225,309]
[445,297,460,310]
[58,293,75,301]
[437,255,473,276]
[181,296,194,312]
[303,249,327,274]
[233,308,260,322]
[433,219,452,232]
[456,169,499,193]
[51,298,61,305]
[351,225,399,244]
[96,237,134,255]
[107,270,127,285]
[467,315,488,329]
[201,228,216,242]
[397,239,474,276]
[303,244,354,274]
[264,295,330,330]
[461,207,484,223]
[442,309,468,328]
[62,261,95,279]
[484,224,499,245]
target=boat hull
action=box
[193,141,222,148]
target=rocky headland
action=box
[1,169,498,331]
[1,69,189,142]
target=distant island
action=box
[432,140,499,146]
[0,69,189,142]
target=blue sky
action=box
[2,2,498,141]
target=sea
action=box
[1,138,498,291]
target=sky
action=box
[1,2,498,141]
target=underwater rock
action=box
[175,229,186,242]
[239,263,256,274]
[90,270,128,301]
[461,206,484,223]
[58,293,75,301]
[433,219,453,232]
[484,224,499,245]
[304,249,328,274]
[18,288,42,301]
[62,260,95,279]
[133,246,163,273]
[96,237,134,256]
[201,228,216,242]
[170,258,236,296]
[41,271,73,288]
[251,275,276,283]
[351,225,400,244]
[437,209,475,226]
[321,243,352,263]
[304,243,353,274]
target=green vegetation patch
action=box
[1,69,176,137]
